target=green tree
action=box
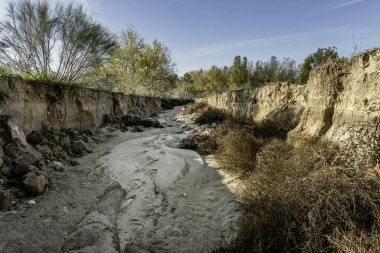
[252,60,265,85]
[228,55,248,87]
[206,65,227,92]
[297,47,339,84]
[277,57,298,83]
[0,0,115,84]
[88,28,176,95]
[139,39,177,94]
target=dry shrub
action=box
[252,119,292,139]
[222,118,291,140]
[255,167,380,252]
[328,228,380,253]
[239,139,336,201]
[195,107,225,125]
[196,129,219,155]
[215,129,265,175]
[183,101,209,114]
[212,135,380,253]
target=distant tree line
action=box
[178,47,339,97]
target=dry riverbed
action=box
[0,107,240,253]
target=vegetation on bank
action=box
[0,0,176,96]
[0,1,344,98]
[178,46,340,97]
[183,103,380,253]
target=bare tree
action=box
[0,0,115,84]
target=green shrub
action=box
[0,66,7,75]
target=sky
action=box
[0,0,379,75]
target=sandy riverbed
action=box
[0,107,240,253]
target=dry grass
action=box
[208,122,380,253]
[195,107,225,125]
[196,130,219,155]
[183,101,209,114]
[328,228,380,253]
[183,101,225,125]
[215,129,265,175]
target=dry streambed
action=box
[0,108,240,253]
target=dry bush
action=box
[222,118,291,139]
[179,129,219,155]
[196,130,219,155]
[215,129,265,175]
[218,166,380,253]
[328,228,380,253]
[212,134,380,253]
[195,107,225,125]
[257,167,380,252]
[183,101,209,114]
[239,138,337,201]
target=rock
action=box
[122,114,163,128]
[175,129,184,134]
[81,135,90,143]
[61,135,71,150]
[23,172,47,195]
[27,200,36,205]
[7,121,28,146]
[4,141,43,173]
[51,161,65,172]
[72,141,87,156]
[69,160,80,166]
[12,164,38,176]
[83,129,94,136]
[51,145,62,153]
[26,131,46,146]
[65,130,79,142]
[132,126,144,133]
[0,147,3,168]
[179,136,197,150]
[103,114,112,124]
[6,179,19,187]
[36,144,53,157]
[0,191,13,211]
[158,119,171,127]
[0,166,12,179]
[182,192,188,197]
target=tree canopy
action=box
[0,0,115,84]
[88,28,177,96]
[297,47,339,84]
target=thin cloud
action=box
[325,0,364,12]
[180,26,354,59]
[194,34,296,56]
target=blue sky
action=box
[1,0,379,75]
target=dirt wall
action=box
[0,78,162,134]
